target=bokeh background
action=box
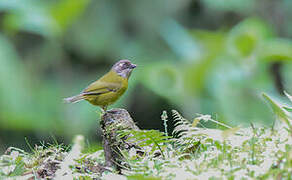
[0,0,292,153]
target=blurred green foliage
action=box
[0,0,292,151]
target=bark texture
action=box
[100,108,141,170]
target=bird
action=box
[64,59,137,111]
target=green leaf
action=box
[9,160,25,177]
[0,0,57,37]
[141,62,183,103]
[283,106,292,112]
[119,129,171,158]
[226,18,273,58]
[262,93,292,130]
[283,91,292,112]
[51,0,90,32]
[258,39,292,62]
[159,19,202,60]
[284,91,292,103]
[128,174,162,180]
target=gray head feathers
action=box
[112,59,137,78]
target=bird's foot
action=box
[100,106,108,116]
[101,108,106,115]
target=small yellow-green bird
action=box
[64,59,137,111]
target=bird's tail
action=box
[63,94,84,103]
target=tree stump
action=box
[100,108,141,171]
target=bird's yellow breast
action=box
[84,70,128,107]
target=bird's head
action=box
[112,59,137,79]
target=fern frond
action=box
[172,110,230,155]
[118,129,172,159]
[172,110,198,138]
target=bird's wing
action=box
[82,81,121,96]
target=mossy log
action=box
[100,108,141,171]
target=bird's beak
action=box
[130,64,137,69]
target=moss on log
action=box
[100,108,141,171]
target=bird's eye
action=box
[122,63,129,68]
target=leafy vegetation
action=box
[1,1,292,148]
[1,92,292,179]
